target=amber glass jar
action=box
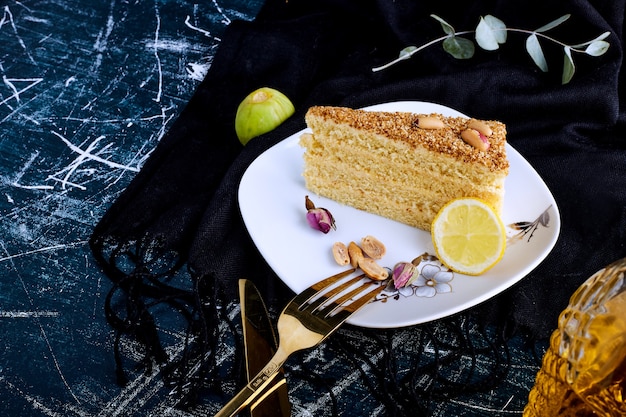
[524,258,626,416]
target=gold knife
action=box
[239,279,291,417]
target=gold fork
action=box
[214,268,384,417]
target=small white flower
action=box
[413,264,454,297]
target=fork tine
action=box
[319,280,383,319]
[293,267,356,305]
[304,273,365,311]
[311,282,384,334]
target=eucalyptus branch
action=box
[372,31,473,72]
[372,14,611,84]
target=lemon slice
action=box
[431,198,506,275]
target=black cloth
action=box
[90,0,626,413]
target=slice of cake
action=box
[299,106,509,231]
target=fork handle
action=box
[213,384,256,417]
[214,352,287,416]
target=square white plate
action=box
[239,101,560,328]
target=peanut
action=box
[468,119,493,137]
[360,235,386,259]
[416,116,445,129]
[332,242,350,266]
[347,241,364,268]
[358,257,389,281]
[461,128,490,151]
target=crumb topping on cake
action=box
[306,106,509,172]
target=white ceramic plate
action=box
[238,101,560,328]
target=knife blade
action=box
[239,279,291,417]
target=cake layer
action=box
[303,158,505,205]
[301,131,503,187]
[300,106,509,230]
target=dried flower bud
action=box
[305,195,336,233]
[392,262,419,289]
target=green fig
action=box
[235,87,295,145]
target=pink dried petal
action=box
[392,262,417,289]
[306,208,335,233]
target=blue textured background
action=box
[0,1,261,415]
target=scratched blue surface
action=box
[0,1,262,415]
[0,1,545,416]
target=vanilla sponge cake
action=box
[299,106,509,231]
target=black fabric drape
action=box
[90,0,626,412]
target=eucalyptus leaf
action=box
[535,14,570,33]
[475,15,507,50]
[430,14,455,35]
[484,15,507,43]
[399,46,418,59]
[562,46,575,84]
[593,31,611,42]
[443,36,475,59]
[571,31,611,48]
[585,40,610,56]
[526,34,548,72]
